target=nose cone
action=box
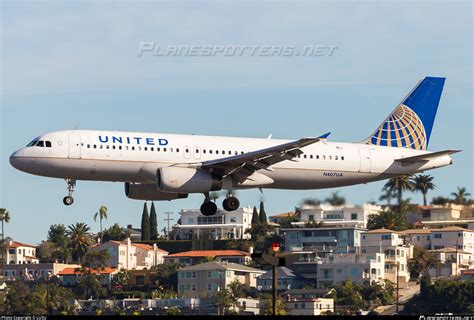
[9,151,20,169]
[9,149,27,171]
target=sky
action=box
[1,1,472,244]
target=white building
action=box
[407,204,474,229]
[316,252,385,288]
[430,227,474,253]
[89,239,168,270]
[3,262,81,280]
[360,229,412,285]
[6,240,39,265]
[173,206,254,240]
[293,203,381,229]
[403,229,432,249]
[285,298,334,316]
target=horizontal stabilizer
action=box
[395,150,461,163]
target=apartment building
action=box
[285,298,334,316]
[407,204,474,229]
[293,203,381,229]
[3,262,80,280]
[173,207,254,240]
[282,226,365,254]
[256,267,306,291]
[430,227,474,253]
[177,261,265,298]
[316,253,385,288]
[164,250,250,266]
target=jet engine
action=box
[157,167,222,193]
[125,182,188,201]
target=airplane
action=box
[9,77,460,216]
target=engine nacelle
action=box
[157,167,221,193]
[125,182,188,201]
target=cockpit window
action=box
[26,140,38,147]
[45,141,52,148]
[36,141,44,147]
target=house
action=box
[58,267,118,286]
[430,227,474,253]
[316,253,385,288]
[284,288,335,300]
[89,239,168,270]
[403,229,432,249]
[6,240,39,264]
[291,203,381,229]
[257,267,306,291]
[282,226,366,253]
[177,261,265,298]
[361,228,412,285]
[164,250,250,266]
[269,211,297,224]
[172,206,254,240]
[460,269,474,280]
[122,224,142,241]
[3,262,80,281]
[407,204,474,229]
[285,298,334,316]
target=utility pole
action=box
[164,212,174,240]
[271,243,280,316]
[396,262,399,314]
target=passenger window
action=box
[234,151,238,155]
[185,148,189,153]
[113,145,116,150]
[241,151,244,154]
[86,144,90,148]
[303,155,307,159]
[228,151,231,155]
[310,155,313,159]
[93,145,97,149]
[106,145,110,149]
[137,146,141,151]
[329,156,332,160]
[125,146,128,150]
[151,147,154,151]
[45,141,52,148]
[209,150,213,154]
[163,148,167,152]
[144,147,148,151]
[323,155,326,160]
[132,146,135,151]
[176,148,179,152]
[203,150,206,154]
[119,146,122,150]
[157,148,161,152]
[335,156,338,160]
[170,148,173,152]
[316,155,319,159]
[341,156,345,160]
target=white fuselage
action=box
[9,130,453,191]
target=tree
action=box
[325,191,346,206]
[82,250,110,271]
[367,210,406,231]
[378,188,396,206]
[408,247,437,280]
[334,280,364,310]
[0,208,11,240]
[431,196,451,205]
[215,288,232,314]
[151,262,181,292]
[259,201,267,225]
[93,205,108,241]
[66,222,93,263]
[227,279,245,313]
[37,241,54,263]
[102,223,130,242]
[278,214,300,228]
[48,224,71,263]
[261,293,287,315]
[251,206,259,226]
[411,174,436,206]
[301,197,321,206]
[451,187,472,205]
[141,202,150,241]
[383,176,415,217]
[150,202,158,240]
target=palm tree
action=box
[383,176,415,217]
[66,222,93,263]
[451,187,471,205]
[378,189,396,206]
[93,206,108,241]
[411,174,436,206]
[0,208,11,241]
[367,210,405,231]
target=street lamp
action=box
[271,242,280,316]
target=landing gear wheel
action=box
[63,196,74,206]
[223,196,240,211]
[200,201,218,216]
[63,177,76,206]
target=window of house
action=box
[434,234,442,239]
[382,235,391,240]
[351,213,357,220]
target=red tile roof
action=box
[133,243,168,253]
[7,241,36,248]
[58,267,117,275]
[167,250,249,258]
[363,228,406,235]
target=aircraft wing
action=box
[394,149,461,164]
[197,133,330,183]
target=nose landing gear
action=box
[63,178,76,206]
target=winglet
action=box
[318,132,331,139]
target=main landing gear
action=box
[63,178,76,206]
[200,192,240,216]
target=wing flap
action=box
[395,150,461,163]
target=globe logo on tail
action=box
[368,104,427,150]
